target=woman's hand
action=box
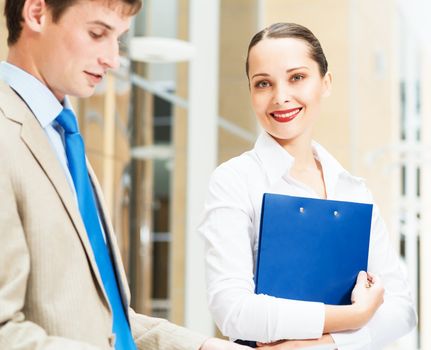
[323,270,384,333]
[350,271,384,327]
[256,334,336,349]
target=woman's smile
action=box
[270,107,303,123]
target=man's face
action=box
[33,0,132,101]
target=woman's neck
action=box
[276,134,316,170]
[276,136,327,199]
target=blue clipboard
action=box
[255,193,373,305]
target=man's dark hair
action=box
[4,0,142,46]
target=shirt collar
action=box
[311,141,352,197]
[254,131,353,194]
[0,61,73,128]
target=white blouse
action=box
[199,132,416,350]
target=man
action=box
[0,0,250,349]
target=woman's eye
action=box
[256,81,270,88]
[291,74,304,82]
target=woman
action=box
[199,23,416,349]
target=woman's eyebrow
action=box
[251,66,310,80]
[286,66,309,73]
[251,73,270,79]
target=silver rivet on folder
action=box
[299,207,304,213]
[334,210,339,217]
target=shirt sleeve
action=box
[330,194,417,349]
[199,163,325,343]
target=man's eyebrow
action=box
[87,20,114,31]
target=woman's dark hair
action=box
[4,0,142,46]
[246,22,328,78]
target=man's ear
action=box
[22,0,47,33]
[322,71,333,98]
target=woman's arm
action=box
[255,272,384,350]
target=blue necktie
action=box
[56,109,136,350]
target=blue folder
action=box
[255,193,373,305]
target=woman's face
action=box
[248,37,332,147]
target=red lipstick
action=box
[270,107,302,123]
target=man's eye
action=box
[89,31,103,39]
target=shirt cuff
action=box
[274,300,325,340]
[330,326,371,350]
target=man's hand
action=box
[200,337,252,350]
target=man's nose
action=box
[99,41,120,70]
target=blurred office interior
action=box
[1,0,430,349]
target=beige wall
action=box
[170,0,189,325]
[350,0,399,226]
[218,0,259,163]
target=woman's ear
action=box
[322,71,333,98]
[22,0,47,33]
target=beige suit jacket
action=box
[0,80,206,350]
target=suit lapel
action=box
[0,82,109,305]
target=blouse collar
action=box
[254,131,354,197]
